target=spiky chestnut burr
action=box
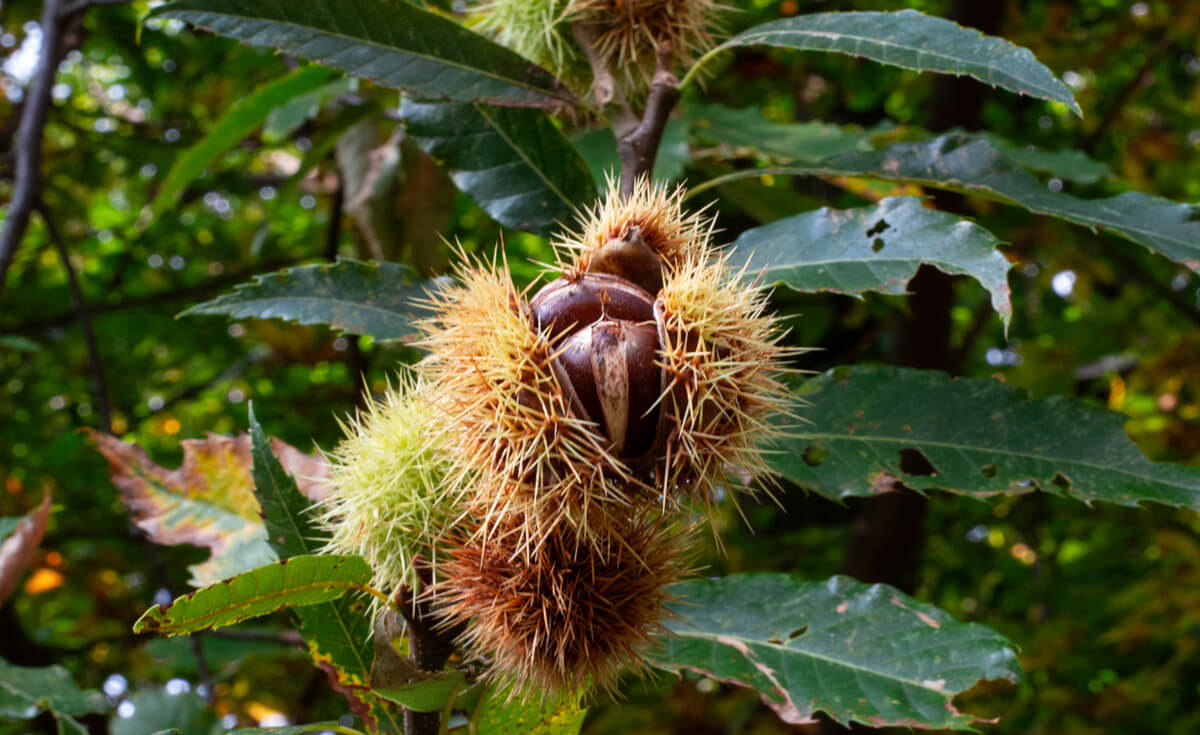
[566,0,727,91]
[437,513,688,696]
[317,374,459,608]
[651,244,800,509]
[554,179,715,294]
[417,256,644,556]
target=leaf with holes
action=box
[400,99,597,236]
[133,554,370,635]
[694,134,1200,269]
[151,65,336,215]
[776,365,1200,509]
[729,197,1012,330]
[87,430,327,587]
[0,659,108,734]
[146,0,571,108]
[689,10,1079,114]
[182,258,443,342]
[651,573,1020,729]
[0,493,51,607]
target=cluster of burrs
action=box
[321,179,795,698]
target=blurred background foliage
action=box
[1,0,1198,733]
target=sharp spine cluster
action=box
[415,178,796,695]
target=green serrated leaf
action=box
[400,99,596,236]
[685,103,869,163]
[151,65,336,215]
[776,365,1200,509]
[473,687,586,735]
[976,132,1110,184]
[693,134,1200,269]
[689,10,1080,114]
[248,404,325,560]
[146,0,571,108]
[729,197,1012,330]
[296,594,403,734]
[651,573,1021,730]
[245,410,400,730]
[181,258,442,342]
[133,554,371,635]
[374,671,466,713]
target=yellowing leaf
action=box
[87,431,328,587]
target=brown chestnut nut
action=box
[557,320,661,457]
[529,272,655,340]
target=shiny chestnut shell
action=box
[529,273,662,458]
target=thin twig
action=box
[0,0,65,294]
[39,202,112,432]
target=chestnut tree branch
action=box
[0,0,65,294]
[395,560,464,735]
[39,201,112,433]
[617,44,681,198]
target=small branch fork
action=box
[572,22,682,198]
[617,44,682,197]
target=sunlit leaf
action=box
[400,99,597,236]
[0,493,51,607]
[151,65,336,215]
[689,10,1080,114]
[146,0,572,107]
[182,258,442,343]
[651,573,1020,729]
[729,197,1012,329]
[87,430,327,586]
[776,365,1200,509]
[133,554,371,635]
